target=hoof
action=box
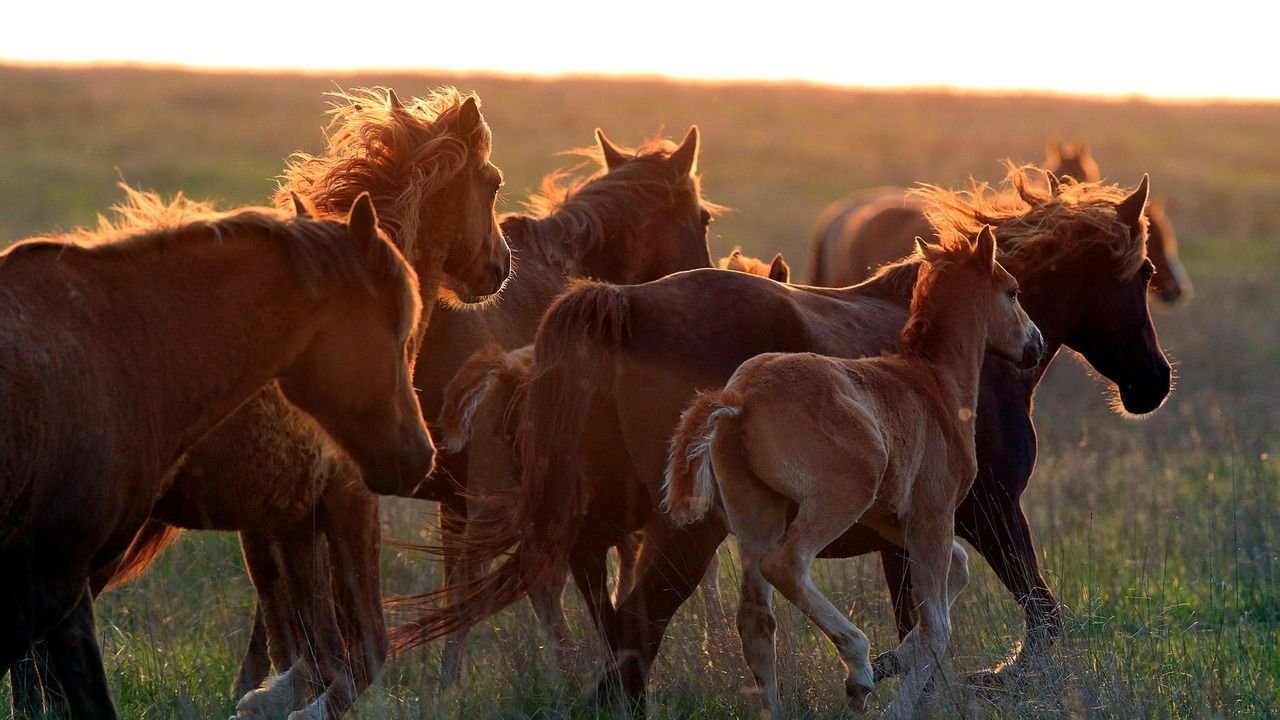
[845,678,873,713]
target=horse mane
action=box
[912,164,1148,281]
[897,235,982,355]
[274,86,490,261]
[505,136,725,273]
[22,185,418,331]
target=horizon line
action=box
[4,60,1280,108]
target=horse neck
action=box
[901,286,989,414]
[74,231,332,460]
[1000,254,1089,390]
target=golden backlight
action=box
[4,1,1277,101]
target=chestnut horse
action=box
[11,87,511,720]
[666,227,1045,718]
[0,188,430,720]
[398,170,1170,711]
[432,249,792,681]
[809,145,1191,302]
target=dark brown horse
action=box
[0,187,430,720]
[809,145,1191,302]
[12,87,511,720]
[411,125,717,687]
[396,170,1171,711]
[431,249,792,683]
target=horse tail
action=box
[97,519,184,593]
[389,280,627,651]
[663,388,743,525]
[437,344,526,454]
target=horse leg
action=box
[569,533,619,651]
[956,492,1061,685]
[592,516,727,712]
[612,533,641,605]
[233,529,338,720]
[874,542,970,683]
[312,482,387,719]
[714,457,788,719]
[10,587,116,719]
[760,498,876,714]
[879,523,965,720]
[231,607,272,700]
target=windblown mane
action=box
[912,164,1148,280]
[274,86,490,261]
[898,235,980,354]
[22,185,418,331]
[506,137,724,273]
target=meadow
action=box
[1,65,1276,718]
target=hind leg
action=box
[715,462,789,719]
[760,495,877,714]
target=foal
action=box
[665,227,1044,719]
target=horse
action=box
[665,226,1044,718]
[395,168,1170,711]
[431,249,794,681]
[10,87,511,720]
[808,144,1191,303]
[719,246,791,282]
[0,187,430,720]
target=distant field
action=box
[1,65,1276,719]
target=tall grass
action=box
[1,65,1275,719]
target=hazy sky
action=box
[5,1,1276,101]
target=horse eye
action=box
[1006,289,1019,300]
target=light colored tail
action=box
[663,388,742,525]
[437,344,532,453]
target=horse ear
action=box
[768,253,791,283]
[669,126,699,177]
[596,128,628,171]
[974,225,997,273]
[1117,174,1150,231]
[1045,170,1061,196]
[459,95,483,133]
[347,192,380,249]
[915,237,945,263]
[387,88,404,112]
[289,191,313,219]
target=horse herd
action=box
[0,86,1189,719]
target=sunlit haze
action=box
[5,1,1277,101]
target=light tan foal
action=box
[665,226,1044,719]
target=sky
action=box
[4,1,1277,102]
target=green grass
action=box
[1,65,1277,718]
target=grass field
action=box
[1,65,1277,719]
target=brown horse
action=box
[9,87,511,720]
[0,188,430,720]
[396,170,1170,711]
[666,226,1044,718]
[432,249,792,682]
[809,145,1191,302]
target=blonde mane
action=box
[507,137,724,271]
[274,86,491,261]
[20,185,418,330]
[912,164,1148,280]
